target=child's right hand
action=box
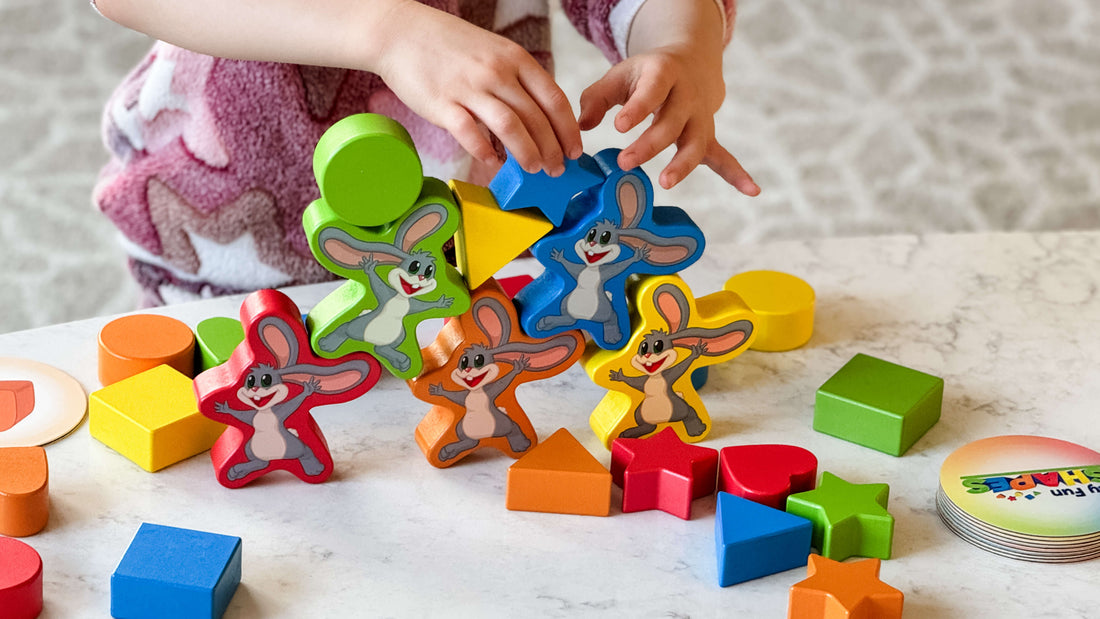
[374,1,582,177]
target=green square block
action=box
[814,353,943,456]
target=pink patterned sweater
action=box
[93,0,735,306]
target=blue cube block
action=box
[112,523,242,619]
[715,491,812,586]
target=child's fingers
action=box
[441,104,501,166]
[494,86,567,176]
[703,143,761,196]
[578,65,630,131]
[657,121,709,189]
[617,93,691,171]
[519,71,584,161]
[467,94,543,174]
[613,66,673,134]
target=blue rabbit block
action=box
[488,152,605,226]
[111,523,242,619]
[515,149,706,349]
[715,492,812,587]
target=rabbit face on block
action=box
[516,148,706,350]
[584,275,758,449]
[193,289,381,488]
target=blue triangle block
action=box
[715,491,812,586]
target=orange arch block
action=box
[0,446,49,537]
[98,314,196,386]
[506,428,612,516]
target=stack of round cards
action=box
[937,435,1100,563]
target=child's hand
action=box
[576,0,759,195]
[375,1,582,177]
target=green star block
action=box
[814,353,943,456]
[785,471,894,561]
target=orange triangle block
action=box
[506,428,612,516]
[450,179,553,289]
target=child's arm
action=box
[92,0,581,177]
[574,0,759,195]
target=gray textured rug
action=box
[1,0,1097,334]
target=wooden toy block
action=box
[786,472,894,561]
[488,151,604,226]
[719,444,818,510]
[788,555,904,619]
[98,313,196,386]
[0,536,43,619]
[497,274,534,299]
[89,365,226,473]
[410,280,583,468]
[194,289,381,488]
[0,380,35,432]
[815,353,943,456]
[506,427,612,516]
[610,426,719,520]
[0,358,86,448]
[111,522,242,619]
[312,113,424,227]
[304,175,470,379]
[194,317,244,372]
[586,275,757,447]
[450,178,553,289]
[715,491,812,586]
[724,270,815,352]
[0,446,49,537]
[515,148,706,350]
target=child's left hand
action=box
[576,0,759,196]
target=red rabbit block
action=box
[193,289,381,488]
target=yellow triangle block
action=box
[450,179,552,289]
[506,428,611,516]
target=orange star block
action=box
[410,279,584,468]
[788,555,904,619]
[585,275,757,448]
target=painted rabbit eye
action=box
[653,340,664,354]
[459,356,470,370]
[408,260,421,274]
[261,374,273,388]
[246,375,256,389]
[599,230,612,245]
[474,354,485,368]
[639,341,649,355]
[424,264,435,279]
[586,228,598,243]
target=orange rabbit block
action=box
[788,555,903,619]
[98,314,196,386]
[0,446,49,537]
[506,428,612,516]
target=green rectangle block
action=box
[814,354,943,456]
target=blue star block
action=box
[488,152,605,226]
[111,523,242,619]
[515,148,706,349]
[715,491,812,587]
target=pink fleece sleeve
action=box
[560,0,736,64]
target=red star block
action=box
[788,555,904,619]
[610,426,719,519]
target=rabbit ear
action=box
[395,203,447,254]
[319,228,404,267]
[473,297,511,348]
[494,335,580,372]
[281,363,370,393]
[616,175,647,228]
[257,317,299,368]
[654,283,691,332]
[618,232,696,266]
[671,321,753,356]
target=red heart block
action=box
[718,444,818,510]
[0,537,43,619]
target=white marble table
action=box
[2,231,1098,618]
